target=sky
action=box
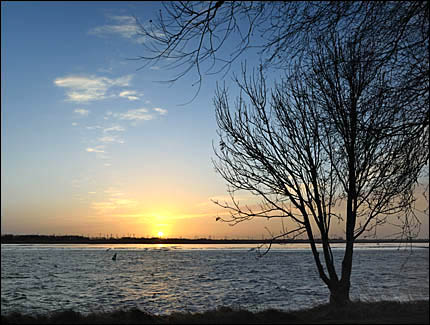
[1,2,428,239]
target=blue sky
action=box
[2,2,428,239]
[1,1,279,238]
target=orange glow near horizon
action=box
[2,183,428,239]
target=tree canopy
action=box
[134,1,429,305]
[136,1,428,123]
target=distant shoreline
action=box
[1,234,429,245]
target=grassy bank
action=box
[1,300,428,324]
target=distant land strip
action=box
[1,234,429,245]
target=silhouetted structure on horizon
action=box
[1,234,428,245]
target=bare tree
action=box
[212,30,428,304]
[135,1,428,121]
[132,1,429,305]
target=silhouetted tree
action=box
[136,1,428,127]
[134,1,429,306]
[212,30,428,305]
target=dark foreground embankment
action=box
[2,300,428,324]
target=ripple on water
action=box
[1,246,428,315]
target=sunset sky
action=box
[1,2,428,239]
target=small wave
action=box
[1,247,428,315]
[2,275,30,279]
[11,294,27,301]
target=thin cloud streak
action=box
[86,125,103,130]
[98,135,124,144]
[74,108,90,116]
[119,90,140,101]
[104,125,125,133]
[88,15,145,43]
[54,75,133,103]
[154,107,167,115]
[86,146,105,153]
[118,108,154,121]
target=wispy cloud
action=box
[98,135,124,144]
[119,90,140,101]
[154,107,167,115]
[103,125,125,133]
[109,107,167,125]
[118,108,154,121]
[91,186,138,215]
[54,75,133,103]
[104,187,125,196]
[86,125,103,130]
[74,108,90,116]
[86,145,105,153]
[88,15,144,42]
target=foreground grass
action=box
[2,300,428,324]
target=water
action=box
[1,243,428,315]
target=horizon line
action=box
[1,233,429,244]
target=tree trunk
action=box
[329,280,351,306]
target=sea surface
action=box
[1,243,429,315]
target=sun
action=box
[157,231,164,238]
